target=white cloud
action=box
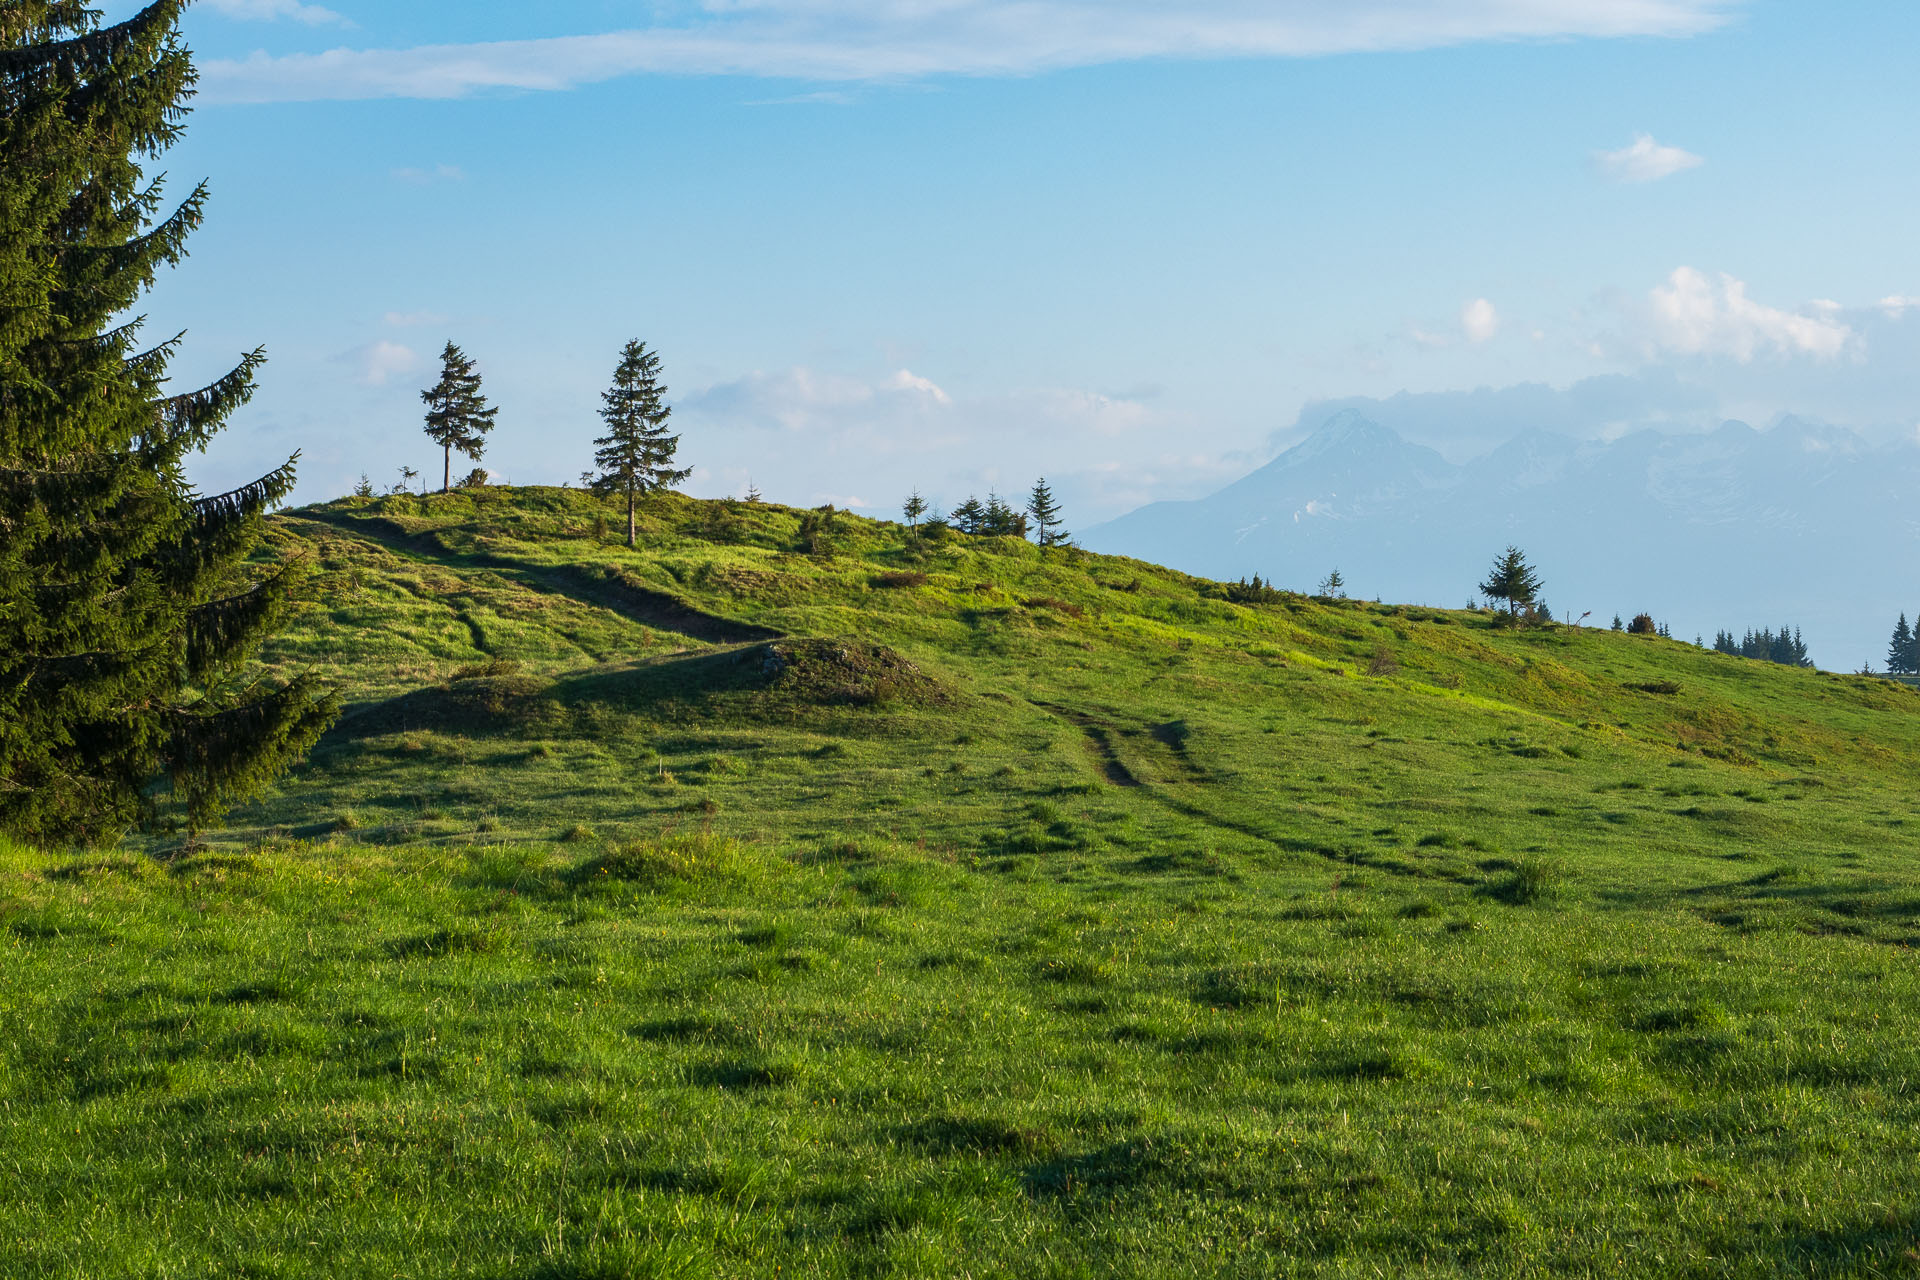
[1595,133,1704,183]
[1648,267,1853,362]
[198,0,1740,102]
[1881,295,1920,320]
[392,164,465,185]
[1462,298,1500,344]
[675,363,1224,516]
[688,366,882,433]
[887,369,953,405]
[1031,388,1156,435]
[337,340,420,386]
[203,0,347,26]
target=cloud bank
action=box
[1648,267,1854,362]
[672,363,1240,520]
[199,0,1741,102]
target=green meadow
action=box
[5,486,1920,1277]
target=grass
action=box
[6,485,1920,1276]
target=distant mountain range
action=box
[1083,410,1920,670]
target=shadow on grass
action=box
[1021,1138,1167,1199]
[1607,866,1920,947]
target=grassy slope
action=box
[5,486,1920,1278]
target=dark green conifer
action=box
[982,492,1027,538]
[1478,547,1542,618]
[902,489,928,532]
[1891,615,1914,675]
[950,497,984,535]
[591,340,687,547]
[1025,478,1068,547]
[421,342,497,493]
[0,2,336,845]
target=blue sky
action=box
[111,0,1920,522]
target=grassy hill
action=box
[6,486,1920,1277]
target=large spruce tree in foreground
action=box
[0,2,336,845]
[421,342,496,493]
[591,340,687,547]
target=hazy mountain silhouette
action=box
[1085,410,1917,668]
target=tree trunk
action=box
[626,488,636,548]
[443,445,451,494]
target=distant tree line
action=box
[1712,627,1812,668]
[384,340,1089,554]
[1886,615,1920,675]
[902,480,1072,550]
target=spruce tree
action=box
[950,497,984,535]
[421,342,497,493]
[591,340,688,547]
[982,492,1027,538]
[903,489,928,532]
[1025,477,1068,547]
[0,2,337,845]
[1892,615,1914,676]
[1478,547,1542,618]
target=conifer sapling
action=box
[1478,547,1542,619]
[1025,478,1068,548]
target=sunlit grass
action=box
[7,487,1920,1276]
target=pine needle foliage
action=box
[1887,614,1916,676]
[592,340,688,547]
[1478,546,1542,618]
[0,1,337,845]
[1713,625,1813,668]
[421,342,497,494]
[1025,477,1068,548]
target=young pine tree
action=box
[591,340,688,547]
[1478,547,1542,618]
[1025,478,1068,548]
[421,342,497,493]
[950,497,985,536]
[982,492,1027,538]
[0,3,338,845]
[1891,615,1914,675]
[903,489,928,532]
